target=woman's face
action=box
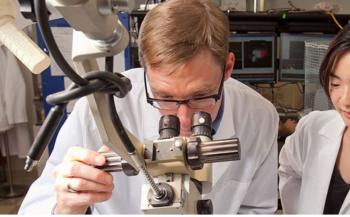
[329,51,350,127]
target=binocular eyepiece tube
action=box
[158,111,240,170]
[158,111,213,139]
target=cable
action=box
[46,71,131,104]
[104,56,163,198]
[287,1,299,11]
[130,17,139,42]
[296,83,304,94]
[144,0,150,11]
[108,94,136,153]
[254,82,301,89]
[28,1,137,173]
[326,11,343,30]
[105,56,114,73]
[34,0,88,86]
[104,56,135,153]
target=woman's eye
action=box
[330,83,340,87]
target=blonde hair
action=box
[138,0,229,69]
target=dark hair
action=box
[320,24,350,97]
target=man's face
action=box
[329,51,350,127]
[146,50,234,136]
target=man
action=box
[19,0,279,214]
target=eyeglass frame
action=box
[143,65,226,110]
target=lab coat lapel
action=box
[142,104,161,142]
[339,124,350,214]
[340,191,350,214]
[213,88,236,140]
[141,73,162,142]
[211,89,237,186]
[313,113,344,213]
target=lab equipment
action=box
[98,112,240,213]
[279,33,334,81]
[0,0,50,74]
[20,0,241,213]
[229,33,276,83]
[304,40,333,113]
[23,0,134,171]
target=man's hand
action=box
[53,145,114,214]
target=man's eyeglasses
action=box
[143,67,225,110]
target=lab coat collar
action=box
[314,111,345,213]
[141,73,162,142]
[213,86,236,140]
[340,188,350,213]
[328,112,350,214]
[142,96,162,142]
[318,111,345,141]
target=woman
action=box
[279,24,350,214]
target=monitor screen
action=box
[279,33,334,81]
[229,33,276,83]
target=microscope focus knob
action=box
[187,137,241,170]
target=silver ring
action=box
[67,181,77,193]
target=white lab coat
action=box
[0,46,27,131]
[19,68,279,214]
[279,110,350,214]
[0,46,32,158]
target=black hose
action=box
[105,57,136,153]
[46,71,131,105]
[46,80,106,105]
[34,0,88,86]
[45,60,137,154]
[105,56,114,72]
[46,71,131,104]
[108,94,136,153]
[27,1,136,171]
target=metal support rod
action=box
[130,153,164,198]
[4,133,14,195]
[140,164,163,198]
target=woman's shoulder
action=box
[297,110,339,132]
[300,110,337,124]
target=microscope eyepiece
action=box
[158,115,180,139]
[191,111,212,139]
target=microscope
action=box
[100,111,240,214]
[14,0,241,214]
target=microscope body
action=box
[120,112,239,214]
[141,136,212,214]
[101,112,240,214]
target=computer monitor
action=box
[229,33,276,83]
[279,33,334,81]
